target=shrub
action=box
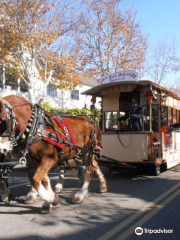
[40,102,101,124]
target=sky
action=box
[126,0,180,83]
[133,0,180,47]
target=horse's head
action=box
[0,99,7,120]
[0,99,12,136]
[0,95,32,140]
[0,97,20,138]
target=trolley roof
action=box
[82,80,180,100]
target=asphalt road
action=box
[1,165,180,240]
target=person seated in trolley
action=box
[118,97,144,131]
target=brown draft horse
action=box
[0,95,107,213]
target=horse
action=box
[0,95,107,213]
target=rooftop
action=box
[82,80,180,100]
[82,78,99,87]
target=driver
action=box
[118,97,144,131]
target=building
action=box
[0,65,100,109]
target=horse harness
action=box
[0,100,101,172]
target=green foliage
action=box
[40,102,101,124]
[40,102,52,112]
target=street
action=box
[1,165,180,240]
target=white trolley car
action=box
[83,73,180,175]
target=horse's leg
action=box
[32,159,58,214]
[25,186,38,204]
[40,174,59,214]
[0,178,11,204]
[72,153,94,204]
[25,171,38,204]
[93,159,107,193]
[72,155,107,203]
[73,165,94,204]
[54,169,65,193]
[73,155,86,186]
[77,166,86,186]
[0,146,11,204]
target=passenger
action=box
[118,97,144,131]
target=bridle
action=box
[0,100,31,146]
[0,99,47,166]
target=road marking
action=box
[8,175,60,189]
[98,182,180,240]
[9,182,30,189]
[116,187,180,240]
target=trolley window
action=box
[168,108,173,125]
[173,109,177,124]
[119,111,129,130]
[104,111,118,131]
[142,105,159,131]
[161,106,168,126]
[152,105,159,131]
[177,111,180,122]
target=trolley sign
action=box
[100,70,138,84]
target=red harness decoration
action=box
[43,114,76,150]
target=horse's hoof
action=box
[54,183,63,193]
[52,195,59,206]
[25,196,36,204]
[72,192,84,204]
[40,202,52,214]
[100,185,108,193]
[1,193,12,205]
[3,194,12,205]
[8,193,12,203]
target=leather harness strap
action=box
[0,101,101,167]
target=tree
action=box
[146,38,180,85]
[75,0,147,78]
[169,79,180,96]
[38,48,82,97]
[0,0,82,102]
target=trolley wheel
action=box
[161,162,167,172]
[153,164,161,176]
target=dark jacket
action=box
[119,105,144,131]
